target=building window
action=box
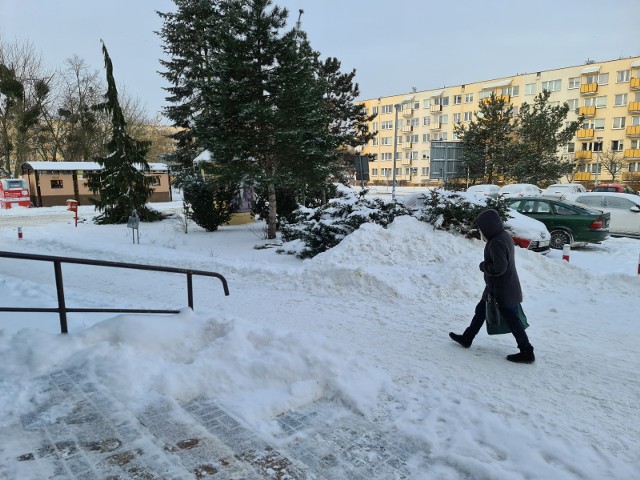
[584,96,607,108]
[408,134,419,143]
[611,140,624,151]
[617,70,630,83]
[381,137,391,145]
[630,162,640,172]
[50,179,63,189]
[453,113,461,123]
[453,95,462,105]
[372,137,378,146]
[525,83,536,95]
[413,101,420,110]
[397,136,403,145]
[632,139,640,149]
[464,93,474,103]
[421,150,428,159]
[423,99,431,108]
[422,133,430,142]
[567,99,579,111]
[423,116,430,126]
[567,142,575,153]
[371,168,378,176]
[542,79,562,92]
[501,85,519,97]
[597,73,609,85]
[410,151,418,160]
[614,94,628,107]
[381,120,393,130]
[409,117,419,127]
[381,105,393,114]
[381,152,392,160]
[568,77,580,89]
[372,106,378,115]
[612,117,626,129]
[632,116,640,126]
[421,167,429,176]
[479,90,492,99]
[463,111,473,122]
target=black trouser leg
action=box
[464,299,487,340]
[499,304,532,350]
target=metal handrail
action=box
[0,250,230,334]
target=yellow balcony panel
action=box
[431,122,442,130]
[430,104,442,113]
[402,108,414,117]
[580,83,598,95]
[401,125,413,133]
[575,150,593,160]
[577,128,595,139]
[623,172,640,181]
[402,142,413,150]
[574,172,591,181]
[624,148,640,159]
[630,77,640,90]
[401,158,411,165]
[578,106,596,117]
[626,125,640,137]
[629,102,640,113]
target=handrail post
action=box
[53,260,69,334]
[187,272,194,309]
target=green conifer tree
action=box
[86,41,160,224]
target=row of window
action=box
[46,177,162,189]
[372,132,450,146]
[367,69,640,116]
[373,167,430,177]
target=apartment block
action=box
[358,56,640,187]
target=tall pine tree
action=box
[86,41,160,224]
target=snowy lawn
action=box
[1,197,639,479]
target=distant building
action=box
[358,55,640,188]
[21,161,172,207]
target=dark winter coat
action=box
[476,209,523,307]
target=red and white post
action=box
[562,244,570,262]
[17,226,22,239]
[637,253,640,275]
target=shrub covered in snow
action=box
[415,190,511,239]
[279,185,411,259]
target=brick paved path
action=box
[2,368,419,479]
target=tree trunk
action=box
[267,182,277,239]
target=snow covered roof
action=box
[21,161,168,172]
[482,79,512,89]
[581,65,601,74]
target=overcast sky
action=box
[2,0,638,121]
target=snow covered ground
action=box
[1,192,639,479]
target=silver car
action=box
[564,192,640,237]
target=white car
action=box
[499,183,542,199]
[466,184,500,200]
[564,192,640,237]
[505,210,551,254]
[542,183,587,199]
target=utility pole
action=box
[391,104,401,200]
[594,136,603,187]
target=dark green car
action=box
[505,197,610,249]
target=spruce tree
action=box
[86,41,160,224]
[508,90,583,184]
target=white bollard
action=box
[562,244,570,262]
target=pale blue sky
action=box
[1,0,638,119]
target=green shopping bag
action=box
[486,303,529,335]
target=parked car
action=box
[466,184,501,200]
[541,183,587,199]
[504,197,610,249]
[504,211,551,254]
[564,192,640,237]
[592,183,637,195]
[499,183,542,199]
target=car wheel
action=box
[550,230,572,249]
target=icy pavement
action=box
[2,368,421,479]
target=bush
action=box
[416,190,511,239]
[279,184,410,259]
[181,175,238,232]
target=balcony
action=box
[630,77,640,90]
[402,108,414,117]
[626,125,640,137]
[401,158,412,165]
[622,172,640,181]
[482,95,510,104]
[578,106,596,118]
[401,125,413,133]
[629,102,640,113]
[430,122,442,130]
[577,128,595,139]
[575,150,593,160]
[402,142,413,150]
[624,148,640,159]
[574,172,592,181]
[430,104,442,113]
[580,83,598,95]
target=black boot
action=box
[449,332,472,348]
[506,346,535,364]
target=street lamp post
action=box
[594,136,603,187]
[391,104,401,200]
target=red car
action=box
[593,183,637,195]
